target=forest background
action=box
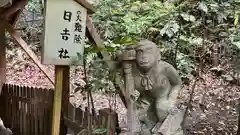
[5,0,240,134]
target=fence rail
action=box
[0,84,118,135]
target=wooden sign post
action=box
[42,0,87,135]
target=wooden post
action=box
[50,66,70,135]
[60,66,70,135]
[0,24,6,121]
[121,47,138,134]
[122,61,134,134]
[51,66,64,135]
[0,24,6,95]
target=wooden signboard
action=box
[42,0,87,65]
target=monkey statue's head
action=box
[135,40,160,72]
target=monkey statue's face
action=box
[136,45,158,72]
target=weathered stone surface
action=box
[157,109,184,135]
[0,118,12,135]
[119,40,183,135]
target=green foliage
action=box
[22,0,240,92]
[22,0,240,94]
[26,0,43,12]
[230,25,240,49]
[92,0,240,80]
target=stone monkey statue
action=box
[118,39,182,134]
[0,118,12,135]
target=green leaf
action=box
[234,13,239,26]
[232,42,240,49]
[117,36,137,45]
[198,1,208,13]
[92,128,107,134]
[230,34,240,49]
[191,37,203,46]
[180,13,196,22]
[219,32,228,37]
[104,46,115,52]
[160,21,179,38]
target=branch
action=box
[181,69,198,133]
[1,22,54,86]
[181,9,206,133]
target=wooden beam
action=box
[2,22,55,86]
[0,0,25,27]
[86,16,127,108]
[74,0,96,14]
[0,24,6,94]
[9,9,23,27]
[86,16,111,62]
[64,117,85,133]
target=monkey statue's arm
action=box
[0,0,28,21]
[165,65,182,103]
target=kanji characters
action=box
[60,28,70,40]
[76,10,82,22]
[74,34,82,44]
[58,48,70,59]
[74,22,82,32]
[63,10,72,22]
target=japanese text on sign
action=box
[42,0,87,65]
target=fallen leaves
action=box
[180,69,240,135]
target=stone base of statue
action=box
[156,108,184,135]
[120,107,184,135]
[143,107,184,135]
